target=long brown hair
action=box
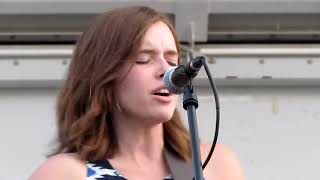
[52,6,191,161]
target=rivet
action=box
[208,58,216,64]
[62,59,68,65]
[13,60,19,66]
[307,59,313,64]
[259,59,265,64]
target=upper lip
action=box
[152,85,172,95]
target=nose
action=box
[157,56,172,78]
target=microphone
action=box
[164,56,204,94]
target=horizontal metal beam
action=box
[0,46,73,57]
[1,1,320,14]
[198,45,320,56]
[208,31,320,35]
[1,45,320,88]
[209,1,320,14]
[0,1,176,14]
[2,1,320,42]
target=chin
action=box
[151,111,175,123]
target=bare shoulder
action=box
[30,153,86,180]
[200,143,245,180]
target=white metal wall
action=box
[192,86,320,180]
[0,88,58,180]
[1,1,319,179]
[1,86,319,180]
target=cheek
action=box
[115,72,149,105]
[122,75,147,95]
[173,95,180,110]
[116,79,137,100]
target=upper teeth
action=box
[156,88,169,94]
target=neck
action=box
[112,113,166,164]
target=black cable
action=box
[200,57,220,170]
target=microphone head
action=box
[163,67,184,94]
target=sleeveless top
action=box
[86,160,174,180]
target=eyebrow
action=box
[138,49,178,57]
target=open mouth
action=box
[153,92,170,96]
[153,88,171,96]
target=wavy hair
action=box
[51,6,191,161]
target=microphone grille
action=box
[163,67,183,94]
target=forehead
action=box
[139,21,177,51]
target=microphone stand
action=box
[183,83,204,180]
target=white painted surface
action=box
[0,88,58,180]
[186,87,320,180]
[0,86,319,180]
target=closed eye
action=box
[167,61,178,66]
[136,61,150,65]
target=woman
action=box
[30,6,244,180]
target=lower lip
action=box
[152,95,174,103]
